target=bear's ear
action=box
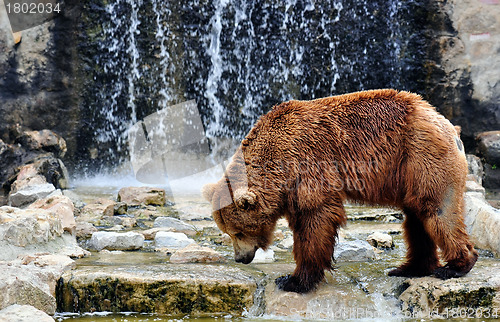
[202,183,217,201]
[234,188,257,210]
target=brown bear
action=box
[202,89,478,293]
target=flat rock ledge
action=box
[399,260,500,318]
[57,264,259,316]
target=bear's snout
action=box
[235,252,255,264]
[234,248,257,264]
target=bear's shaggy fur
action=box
[203,89,478,293]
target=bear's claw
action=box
[275,274,313,293]
[387,266,434,278]
[433,266,466,279]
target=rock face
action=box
[428,0,500,150]
[57,264,258,315]
[0,254,76,315]
[466,154,484,185]
[334,240,376,262]
[477,131,500,189]
[464,192,500,256]
[0,304,55,322]
[89,231,144,251]
[28,195,76,235]
[0,206,87,261]
[0,0,81,163]
[118,187,167,206]
[15,130,67,158]
[1,0,498,172]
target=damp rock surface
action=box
[57,262,259,316]
[399,260,500,317]
[334,239,376,262]
[169,243,225,263]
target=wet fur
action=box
[203,89,477,293]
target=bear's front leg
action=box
[275,204,345,293]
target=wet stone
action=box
[252,248,275,263]
[399,260,500,317]
[56,264,258,316]
[334,240,376,262]
[169,243,225,263]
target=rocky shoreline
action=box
[0,131,499,321]
[0,181,499,320]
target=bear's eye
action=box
[235,232,244,239]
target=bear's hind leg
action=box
[388,208,440,277]
[276,200,346,293]
[424,198,478,279]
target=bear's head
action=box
[202,181,274,264]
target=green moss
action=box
[437,287,496,311]
[57,270,256,316]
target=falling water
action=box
[77,0,427,173]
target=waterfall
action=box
[78,0,427,174]
[205,0,230,140]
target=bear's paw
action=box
[275,274,314,293]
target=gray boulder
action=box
[334,240,376,262]
[155,231,195,249]
[153,216,196,234]
[464,192,500,257]
[477,131,500,166]
[89,231,144,251]
[8,183,56,208]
